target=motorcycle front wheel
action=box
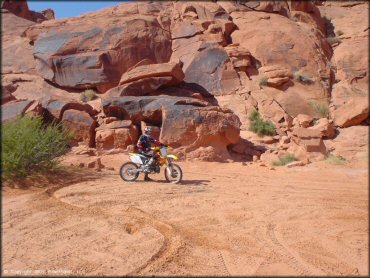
[164,163,183,184]
[120,162,139,181]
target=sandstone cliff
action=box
[2,0,368,163]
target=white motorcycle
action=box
[119,145,183,184]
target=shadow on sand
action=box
[3,166,103,190]
[155,179,210,186]
[180,179,210,186]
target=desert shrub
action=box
[259,76,268,86]
[325,154,346,165]
[335,30,344,36]
[326,37,342,46]
[293,72,314,84]
[249,110,276,136]
[309,101,329,118]
[313,118,320,125]
[272,154,297,166]
[255,60,262,69]
[289,15,299,22]
[80,89,98,102]
[2,116,71,180]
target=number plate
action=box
[160,147,167,157]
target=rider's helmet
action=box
[144,126,152,136]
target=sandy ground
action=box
[2,152,368,276]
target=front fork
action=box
[165,159,174,176]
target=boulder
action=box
[333,37,368,91]
[119,62,185,86]
[1,100,33,123]
[186,146,227,161]
[105,77,174,98]
[250,89,288,125]
[102,96,240,160]
[231,11,332,116]
[25,2,173,91]
[1,11,36,74]
[40,97,97,122]
[319,2,368,40]
[61,110,97,147]
[170,5,241,96]
[182,43,241,96]
[319,2,369,128]
[224,45,252,68]
[288,0,325,33]
[1,0,32,21]
[324,126,368,160]
[95,125,138,151]
[173,1,230,21]
[171,21,203,39]
[332,97,369,128]
[1,74,81,102]
[1,81,17,104]
[259,65,293,80]
[218,1,290,16]
[1,0,52,22]
[292,127,322,139]
[260,151,282,165]
[293,114,313,128]
[291,125,327,156]
[308,118,336,139]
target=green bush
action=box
[2,116,71,180]
[289,15,298,22]
[336,30,344,36]
[309,101,329,118]
[255,60,262,69]
[293,72,314,84]
[326,37,342,46]
[249,110,276,136]
[80,89,98,102]
[259,76,268,86]
[326,154,346,165]
[272,154,297,166]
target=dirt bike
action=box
[119,145,183,184]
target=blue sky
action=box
[28,1,123,19]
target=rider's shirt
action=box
[137,134,160,153]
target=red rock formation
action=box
[1,0,54,22]
[1,0,368,162]
[318,1,369,127]
[24,2,173,92]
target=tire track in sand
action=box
[45,185,185,275]
[124,207,185,275]
[266,223,317,275]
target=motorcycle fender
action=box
[129,153,144,164]
[167,154,179,160]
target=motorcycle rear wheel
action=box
[164,163,182,184]
[120,162,139,182]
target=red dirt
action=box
[2,152,368,276]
